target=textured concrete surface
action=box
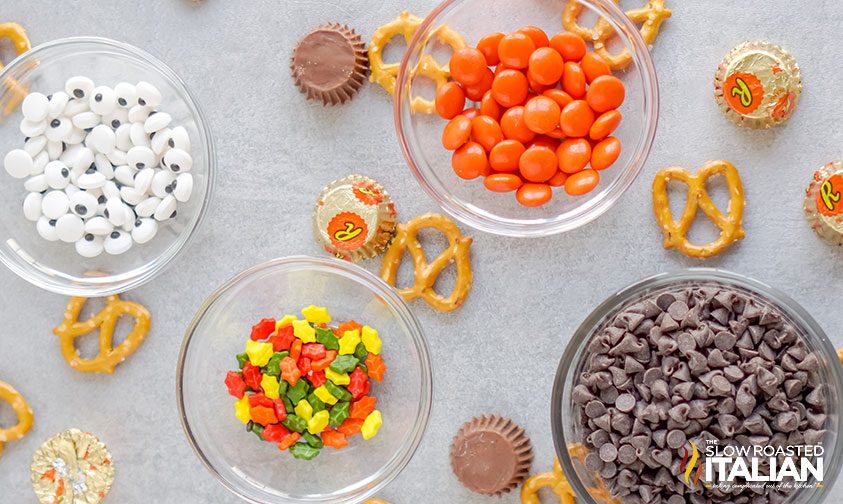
[2,1,843,503]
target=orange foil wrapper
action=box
[30,429,115,504]
[805,161,843,245]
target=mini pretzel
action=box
[838,348,843,364]
[368,11,466,114]
[363,500,390,504]
[0,22,31,116]
[53,295,151,374]
[563,0,671,69]
[0,380,34,458]
[380,213,472,312]
[521,459,577,504]
[652,160,745,259]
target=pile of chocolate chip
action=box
[572,284,828,504]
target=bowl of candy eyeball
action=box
[0,37,213,295]
[394,0,659,237]
[177,256,433,504]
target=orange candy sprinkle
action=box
[586,75,625,113]
[550,31,586,62]
[589,110,622,140]
[500,106,536,144]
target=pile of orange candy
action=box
[435,26,625,208]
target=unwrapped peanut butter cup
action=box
[450,415,533,496]
[291,23,368,106]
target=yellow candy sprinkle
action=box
[325,367,350,385]
[292,319,316,343]
[234,396,251,424]
[245,340,274,367]
[361,410,383,440]
[313,385,338,405]
[307,410,330,434]
[276,314,297,330]
[361,326,382,355]
[261,374,281,400]
[302,305,331,325]
[339,329,361,355]
[295,399,313,422]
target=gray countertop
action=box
[2,0,843,502]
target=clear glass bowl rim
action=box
[175,255,434,504]
[0,36,215,296]
[393,0,660,237]
[550,268,843,504]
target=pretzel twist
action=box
[0,380,33,458]
[53,295,151,374]
[652,160,745,259]
[563,0,671,69]
[363,500,390,504]
[380,213,472,312]
[368,11,466,113]
[0,22,31,116]
[521,459,577,504]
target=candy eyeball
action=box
[174,173,193,203]
[47,92,70,118]
[104,229,132,255]
[89,86,117,116]
[24,135,47,158]
[36,216,59,241]
[127,146,156,171]
[150,169,176,198]
[44,161,72,189]
[21,92,49,122]
[84,216,113,236]
[114,82,137,108]
[23,192,43,221]
[163,148,192,173]
[70,191,99,219]
[45,117,73,142]
[87,124,117,153]
[129,122,150,148]
[132,218,158,244]
[135,81,162,108]
[65,76,95,100]
[144,111,171,134]
[75,233,104,258]
[55,213,85,243]
[128,104,152,123]
[154,194,177,221]
[63,98,90,117]
[104,108,129,130]
[168,126,190,151]
[5,149,34,179]
[20,118,46,138]
[41,190,70,219]
[23,174,48,193]
[71,111,99,130]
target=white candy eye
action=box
[101,180,120,199]
[45,117,73,142]
[127,146,156,170]
[46,140,63,161]
[104,108,129,130]
[134,168,155,194]
[65,76,95,100]
[55,213,85,243]
[75,233,104,258]
[168,126,190,151]
[163,148,192,173]
[89,86,116,116]
[4,149,34,179]
[77,171,106,190]
[47,92,70,118]
[84,216,114,235]
[20,118,46,137]
[41,190,69,219]
[151,169,176,198]
[63,98,90,117]
[150,127,172,155]
[114,82,137,108]
[24,174,48,193]
[65,128,86,146]
[105,197,125,226]
[121,205,136,232]
[22,92,49,122]
[23,192,43,221]
[71,147,94,174]
[132,217,158,244]
[135,81,162,108]
[94,153,114,179]
[144,111,171,133]
[70,190,98,219]
[135,196,161,218]
[120,185,145,206]
[129,122,150,148]
[174,173,193,203]
[36,216,59,241]
[87,124,116,153]
[32,151,49,176]
[106,149,126,166]
[71,111,99,130]
[154,194,177,221]
[104,229,132,255]
[44,161,71,189]
[115,124,133,151]
[24,136,47,158]
[128,105,152,123]
[113,165,136,186]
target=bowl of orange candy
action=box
[395,0,660,237]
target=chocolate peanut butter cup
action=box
[291,23,368,106]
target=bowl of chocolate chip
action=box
[552,269,843,504]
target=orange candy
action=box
[586,75,625,113]
[591,137,621,170]
[565,169,600,196]
[517,26,549,49]
[500,106,536,143]
[442,115,472,150]
[557,138,592,174]
[528,135,560,151]
[489,139,526,172]
[477,32,505,66]
[471,115,503,151]
[560,100,595,138]
[542,89,573,109]
[464,68,494,101]
[516,183,553,207]
[452,141,488,180]
[561,62,586,98]
[491,69,529,107]
[435,82,466,120]
[589,110,622,140]
[550,31,586,62]
[480,90,504,120]
[497,32,535,69]
[523,96,561,134]
[528,47,564,86]
[450,47,489,86]
[581,53,611,83]
[484,173,524,192]
[519,145,558,183]
[548,171,569,187]
[462,107,480,119]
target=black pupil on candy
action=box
[149,111,157,116]
[118,98,127,106]
[171,164,180,172]
[165,183,174,193]
[171,210,177,218]
[49,219,57,226]
[86,167,96,174]
[98,195,106,204]
[110,231,120,239]
[168,139,175,148]
[138,98,146,106]
[50,119,60,128]
[112,120,120,128]
[104,209,109,217]
[95,93,103,102]
[136,163,145,169]
[75,204,87,214]
[135,219,142,227]
[61,168,69,177]
[73,89,84,98]
[85,234,94,241]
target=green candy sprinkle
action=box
[324,380,352,402]
[302,431,324,449]
[282,396,294,412]
[264,351,289,376]
[329,401,350,427]
[307,392,326,412]
[329,355,358,374]
[353,341,368,361]
[282,414,307,433]
[278,380,288,396]
[250,423,265,439]
[316,327,339,351]
[287,380,309,404]
[289,442,320,460]
[357,363,368,375]
[236,352,249,369]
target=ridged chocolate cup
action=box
[450,415,533,496]
[291,23,368,106]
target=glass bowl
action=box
[0,37,214,296]
[395,0,659,237]
[176,256,433,504]
[552,269,843,504]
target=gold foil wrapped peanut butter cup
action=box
[804,161,843,245]
[714,41,801,128]
[314,175,397,262]
[31,429,115,504]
